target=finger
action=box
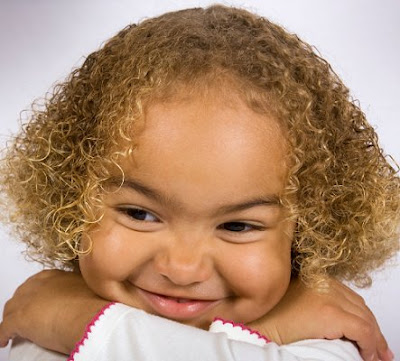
[380,348,395,361]
[319,304,377,361]
[323,291,377,338]
[376,334,391,361]
[0,336,11,348]
[331,284,391,359]
[338,293,391,361]
[322,281,391,361]
[363,313,389,361]
[336,312,378,361]
[0,322,13,348]
[340,304,383,361]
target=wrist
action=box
[67,302,116,359]
[58,298,110,354]
[247,314,283,345]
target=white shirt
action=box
[9,303,362,361]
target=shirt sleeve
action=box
[69,302,363,361]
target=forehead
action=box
[142,95,284,154]
[114,91,289,210]
[140,82,286,148]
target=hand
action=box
[0,270,108,354]
[248,278,393,361]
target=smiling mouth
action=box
[161,295,194,303]
[136,287,222,320]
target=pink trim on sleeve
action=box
[67,302,116,361]
[212,317,271,344]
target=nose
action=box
[153,235,213,286]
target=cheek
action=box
[78,227,145,302]
[232,250,291,291]
[222,236,292,302]
[79,228,136,282]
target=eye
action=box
[220,222,263,232]
[119,207,159,222]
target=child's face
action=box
[79,89,294,328]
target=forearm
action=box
[20,303,362,361]
[0,271,108,354]
[0,271,390,361]
[54,298,109,354]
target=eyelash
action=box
[117,207,265,233]
[117,207,160,223]
[218,222,265,233]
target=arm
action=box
[69,303,363,361]
[248,277,391,361]
[9,302,362,361]
[0,270,391,360]
[0,270,108,354]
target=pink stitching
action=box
[67,302,116,361]
[213,317,271,343]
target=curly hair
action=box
[1,5,399,287]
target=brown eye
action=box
[121,208,159,222]
[222,222,252,232]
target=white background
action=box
[0,0,399,359]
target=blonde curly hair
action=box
[1,5,399,287]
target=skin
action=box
[0,271,392,361]
[0,87,393,361]
[80,89,294,329]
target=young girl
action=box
[0,4,399,361]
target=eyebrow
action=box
[108,177,281,215]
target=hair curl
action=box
[1,5,399,286]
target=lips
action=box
[137,287,221,320]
